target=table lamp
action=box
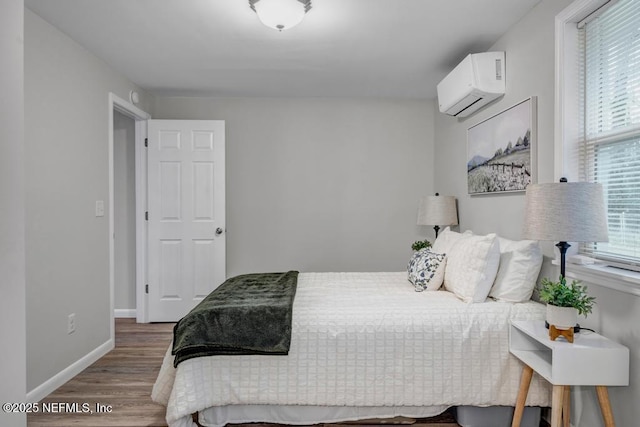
[417,193,458,239]
[522,179,609,278]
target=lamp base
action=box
[556,241,571,279]
[545,320,581,333]
[549,324,574,343]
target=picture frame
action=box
[467,96,537,195]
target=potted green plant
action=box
[411,239,432,251]
[539,276,595,330]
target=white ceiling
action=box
[25,0,541,99]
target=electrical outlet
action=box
[95,200,105,217]
[68,313,76,334]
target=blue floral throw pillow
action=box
[407,249,447,292]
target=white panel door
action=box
[147,120,225,321]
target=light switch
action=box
[95,200,105,217]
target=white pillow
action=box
[431,227,464,255]
[444,233,501,303]
[489,236,543,302]
[407,249,447,292]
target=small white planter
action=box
[546,304,578,330]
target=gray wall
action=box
[24,9,152,392]
[433,0,639,425]
[154,97,435,276]
[114,111,136,311]
[434,0,568,237]
[0,0,27,425]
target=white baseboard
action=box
[114,308,136,318]
[26,339,114,402]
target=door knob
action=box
[215,227,224,235]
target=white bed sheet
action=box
[152,272,551,427]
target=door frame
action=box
[108,92,151,331]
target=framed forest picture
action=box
[467,97,537,195]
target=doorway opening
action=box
[113,110,137,318]
[108,93,150,339]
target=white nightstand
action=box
[509,320,629,427]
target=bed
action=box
[152,229,552,427]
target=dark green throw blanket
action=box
[172,271,299,367]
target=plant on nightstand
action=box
[411,240,432,251]
[540,276,595,330]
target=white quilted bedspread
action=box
[152,272,551,427]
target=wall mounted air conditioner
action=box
[437,52,505,118]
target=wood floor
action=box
[28,319,174,427]
[27,318,464,427]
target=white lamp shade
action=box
[417,195,458,226]
[252,0,310,31]
[522,182,608,242]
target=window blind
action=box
[580,0,640,267]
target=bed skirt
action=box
[188,405,541,427]
[196,404,450,427]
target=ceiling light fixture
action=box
[249,0,312,32]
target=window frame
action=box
[555,0,640,293]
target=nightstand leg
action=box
[551,385,564,427]
[511,365,533,427]
[562,385,570,427]
[596,386,616,427]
